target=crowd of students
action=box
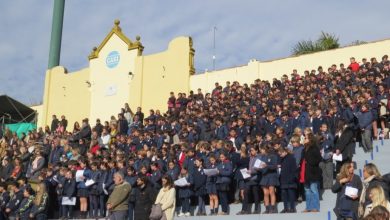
[1,55,390,220]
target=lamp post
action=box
[48,0,65,69]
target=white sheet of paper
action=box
[75,170,84,182]
[254,159,264,168]
[345,186,358,198]
[380,99,388,116]
[240,168,251,179]
[61,197,76,205]
[204,168,219,176]
[85,179,95,187]
[332,154,343,161]
[174,177,189,187]
[102,183,108,195]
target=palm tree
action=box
[292,31,340,55]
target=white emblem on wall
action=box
[105,85,118,96]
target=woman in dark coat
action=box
[134,176,157,220]
[332,162,362,220]
[278,147,298,213]
[302,133,322,212]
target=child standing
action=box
[193,158,207,216]
[206,155,218,215]
[278,148,298,213]
[176,167,193,217]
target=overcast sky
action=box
[1,0,390,105]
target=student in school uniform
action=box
[193,157,207,216]
[278,147,298,213]
[233,148,249,206]
[88,162,101,218]
[166,160,179,181]
[29,183,49,220]
[237,146,261,215]
[16,186,35,220]
[76,158,92,219]
[61,169,76,220]
[125,166,138,220]
[176,167,193,217]
[259,145,280,214]
[97,162,109,218]
[216,152,233,215]
[206,155,219,215]
[150,162,162,191]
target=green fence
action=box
[5,123,37,138]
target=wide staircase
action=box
[176,139,390,220]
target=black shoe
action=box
[236,211,248,215]
[280,209,288,213]
[289,209,297,213]
[262,206,270,214]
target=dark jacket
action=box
[134,184,157,220]
[193,168,207,196]
[303,144,322,183]
[6,190,24,217]
[216,160,233,184]
[177,175,193,198]
[335,127,355,161]
[280,154,298,188]
[332,174,362,219]
[63,178,76,197]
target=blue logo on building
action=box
[106,51,120,68]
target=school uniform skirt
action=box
[206,182,217,194]
[260,172,280,187]
[77,188,89,197]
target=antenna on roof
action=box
[213,26,217,71]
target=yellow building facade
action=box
[35,19,390,128]
[39,20,194,127]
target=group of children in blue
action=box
[0,54,389,219]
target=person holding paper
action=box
[216,152,233,215]
[60,169,76,219]
[334,120,355,174]
[237,146,260,215]
[331,162,362,220]
[87,162,101,218]
[234,149,249,209]
[76,158,92,219]
[177,167,193,217]
[206,155,219,215]
[259,146,280,214]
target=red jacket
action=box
[348,62,360,72]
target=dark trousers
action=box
[61,205,73,218]
[35,214,47,220]
[281,188,296,210]
[128,202,134,220]
[198,195,206,214]
[243,184,260,212]
[110,210,128,220]
[89,194,99,217]
[99,194,107,217]
[218,190,229,213]
[181,197,190,213]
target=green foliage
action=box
[292,31,340,55]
